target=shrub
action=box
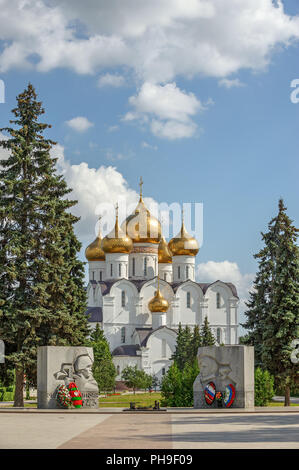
[161,360,199,407]
[254,368,275,406]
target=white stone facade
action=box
[86,261,239,383]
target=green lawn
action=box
[99,392,162,408]
[268,401,299,407]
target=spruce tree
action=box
[0,84,89,406]
[87,324,116,392]
[201,316,216,346]
[242,199,299,405]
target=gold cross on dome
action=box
[139,176,143,200]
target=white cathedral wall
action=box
[146,328,177,380]
[172,256,195,282]
[88,260,106,282]
[105,253,129,280]
[206,283,231,326]
[129,244,158,280]
[158,263,173,283]
[175,283,203,326]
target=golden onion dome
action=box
[168,214,199,257]
[85,222,105,261]
[148,279,169,313]
[121,177,161,244]
[158,236,172,264]
[101,204,133,254]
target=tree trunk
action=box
[14,368,24,407]
[284,385,290,407]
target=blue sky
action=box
[0,1,298,325]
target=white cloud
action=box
[218,78,245,88]
[0,132,10,163]
[125,82,203,139]
[107,125,119,132]
[196,260,255,325]
[1,1,299,142]
[1,0,299,82]
[141,141,158,150]
[65,116,94,132]
[51,144,156,243]
[97,73,126,87]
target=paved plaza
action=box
[0,409,298,449]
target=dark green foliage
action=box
[254,367,275,406]
[0,84,89,406]
[242,199,299,404]
[86,324,116,392]
[201,316,216,346]
[171,323,203,371]
[161,360,199,407]
[121,365,152,394]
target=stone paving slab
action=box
[0,408,298,449]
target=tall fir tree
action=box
[201,316,216,346]
[242,199,299,405]
[0,84,89,406]
[86,324,116,392]
[171,323,202,370]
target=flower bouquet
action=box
[216,391,223,408]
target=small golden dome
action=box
[168,214,199,257]
[148,280,169,313]
[121,177,161,244]
[102,204,133,254]
[85,223,105,261]
[158,236,172,264]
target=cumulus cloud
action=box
[51,144,156,244]
[97,73,126,87]
[65,116,94,132]
[218,78,245,88]
[1,0,299,82]
[124,82,203,139]
[1,1,299,140]
[196,260,255,324]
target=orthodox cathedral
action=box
[85,179,239,383]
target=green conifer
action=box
[0,84,89,406]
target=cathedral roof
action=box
[88,279,239,299]
[85,307,103,322]
[112,345,141,357]
[138,326,177,347]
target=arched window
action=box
[144,257,147,277]
[178,266,181,279]
[100,271,103,281]
[162,367,166,376]
[187,292,191,308]
[121,327,126,344]
[186,266,189,279]
[119,264,122,277]
[121,290,126,307]
[92,271,95,281]
[110,264,113,277]
[162,339,166,358]
[164,273,167,281]
[216,292,221,309]
[116,365,120,375]
[132,258,135,276]
[217,328,221,344]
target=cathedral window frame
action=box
[121,290,126,307]
[132,258,135,276]
[187,291,191,308]
[121,326,126,344]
